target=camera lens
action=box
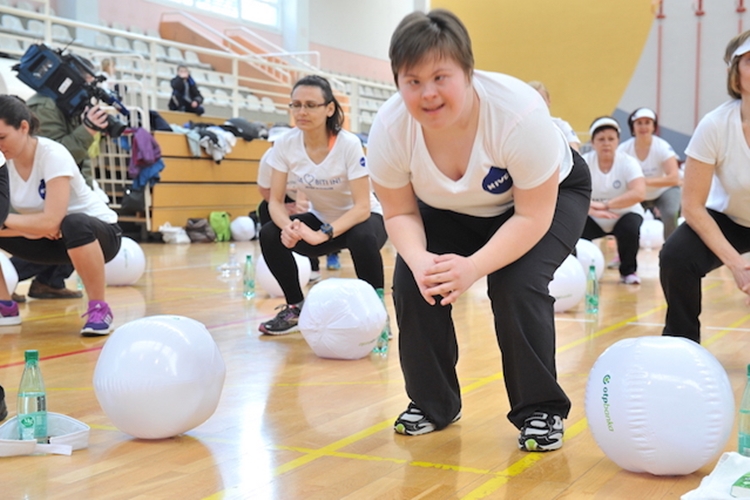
[105,115,127,138]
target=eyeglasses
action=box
[288,101,329,111]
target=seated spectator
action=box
[169,65,205,116]
[0,96,122,335]
[581,116,646,284]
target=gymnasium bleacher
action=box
[0,0,396,235]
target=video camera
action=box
[12,43,130,137]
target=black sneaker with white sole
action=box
[394,402,461,436]
[518,411,564,452]
[259,303,302,335]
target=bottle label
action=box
[740,433,750,457]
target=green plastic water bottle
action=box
[585,262,599,314]
[17,350,47,442]
[243,254,256,299]
[739,364,750,456]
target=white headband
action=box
[631,108,657,121]
[731,38,750,64]
[589,117,620,137]
[0,413,90,457]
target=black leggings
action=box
[581,212,643,276]
[660,209,750,342]
[0,213,122,265]
[394,150,591,430]
[259,212,387,304]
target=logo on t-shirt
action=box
[613,180,622,189]
[359,157,366,167]
[482,166,513,194]
[38,179,46,200]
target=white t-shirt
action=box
[7,137,117,223]
[552,117,581,147]
[258,148,299,200]
[685,99,750,227]
[264,128,381,223]
[617,136,677,201]
[367,70,573,218]
[583,150,645,233]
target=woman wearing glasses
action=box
[258,75,387,335]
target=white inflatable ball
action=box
[549,254,586,313]
[0,253,19,296]
[585,336,733,475]
[299,278,386,359]
[256,252,312,297]
[105,237,146,286]
[93,315,225,440]
[639,219,665,250]
[575,239,604,280]
[230,216,256,242]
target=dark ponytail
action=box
[0,95,40,135]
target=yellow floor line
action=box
[206,283,729,499]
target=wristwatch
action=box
[320,223,334,240]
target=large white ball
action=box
[585,336,734,475]
[549,254,586,313]
[299,278,386,359]
[0,254,19,295]
[230,216,256,241]
[575,239,604,280]
[93,315,226,440]
[256,252,312,297]
[640,219,665,249]
[105,237,146,286]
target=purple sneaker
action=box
[81,300,113,336]
[0,300,20,326]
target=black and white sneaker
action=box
[259,303,302,335]
[518,411,564,452]
[394,402,461,436]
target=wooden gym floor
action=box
[0,237,747,499]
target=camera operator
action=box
[12,55,110,301]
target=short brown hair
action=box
[724,30,750,99]
[389,9,474,87]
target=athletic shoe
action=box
[0,300,21,326]
[81,300,114,336]
[518,412,564,452]
[607,256,620,269]
[326,253,341,270]
[394,402,461,436]
[620,273,641,285]
[0,385,7,421]
[28,280,83,299]
[259,303,302,335]
[308,270,322,283]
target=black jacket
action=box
[169,76,204,109]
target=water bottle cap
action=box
[24,350,39,362]
[747,364,750,377]
[246,254,252,262]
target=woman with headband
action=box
[581,116,645,284]
[618,107,681,240]
[660,31,750,343]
